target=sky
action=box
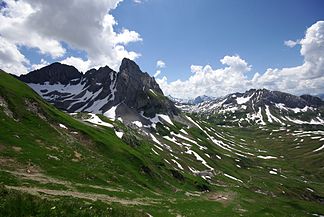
[0,0,324,99]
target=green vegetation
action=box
[0,71,324,216]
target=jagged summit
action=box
[119,58,142,74]
[18,58,178,122]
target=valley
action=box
[0,60,324,216]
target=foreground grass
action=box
[0,186,144,217]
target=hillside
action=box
[1,67,324,216]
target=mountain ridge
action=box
[18,58,179,122]
[178,88,324,126]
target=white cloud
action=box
[284,40,299,48]
[60,57,91,73]
[0,0,142,75]
[158,21,324,98]
[220,55,251,72]
[154,70,161,77]
[157,55,251,98]
[133,0,144,4]
[0,36,29,75]
[156,60,166,69]
[31,58,48,71]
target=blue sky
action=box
[0,0,324,98]
[112,0,324,80]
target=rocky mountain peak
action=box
[20,62,81,85]
[119,58,141,75]
[18,58,178,120]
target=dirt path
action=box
[2,169,159,206]
[5,185,154,205]
[4,169,124,192]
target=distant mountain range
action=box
[168,95,215,105]
[175,89,324,126]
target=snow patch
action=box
[236,94,253,104]
[313,144,324,152]
[132,121,143,128]
[224,173,243,183]
[83,113,113,128]
[59,124,67,129]
[257,155,277,159]
[115,131,123,139]
[104,105,118,121]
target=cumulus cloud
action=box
[0,36,29,74]
[158,21,324,98]
[284,40,299,48]
[156,60,166,69]
[60,57,91,73]
[157,55,251,98]
[0,0,142,75]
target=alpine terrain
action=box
[0,59,324,217]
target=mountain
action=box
[316,93,324,100]
[19,58,178,125]
[182,89,324,126]
[168,95,215,105]
[1,64,324,216]
[190,95,215,105]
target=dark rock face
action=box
[20,62,81,85]
[300,95,324,107]
[112,58,177,117]
[18,58,178,118]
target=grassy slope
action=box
[0,71,324,216]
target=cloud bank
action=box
[157,21,324,98]
[0,0,142,74]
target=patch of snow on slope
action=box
[59,124,67,129]
[236,94,253,104]
[285,116,324,125]
[257,155,277,159]
[108,72,117,101]
[185,148,214,170]
[158,114,174,125]
[180,129,188,135]
[171,159,183,170]
[275,103,314,113]
[132,121,143,128]
[265,105,284,125]
[28,82,86,100]
[171,132,199,145]
[163,135,187,147]
[224,173,243,183]
[141,112,174,128]
[269,170,277,175]
[150,133,162,146]
[149,89,157,96]
[104,105,118,121]
[115,131,123,139]
[68,88,103,110]
[151,148,159,155]
[84,113,113,128]
[313,144,324,152]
